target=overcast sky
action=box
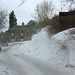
[1,0,61,26]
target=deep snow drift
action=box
[18,27,75,74]
[0,27,75,75]
[19,28,75,65]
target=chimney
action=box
[22,22,24,26]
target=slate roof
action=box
[9,25,26,31]
[9,24,35,31]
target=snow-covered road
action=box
[0,43,73,75]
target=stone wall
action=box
[59,12,75,25]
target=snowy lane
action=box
[1,53,72,75]
[1,52,28,75]
[0,43,73,75]
[18,54,73,75]
[1,44,44,75]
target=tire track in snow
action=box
[0,42,74,75]
[18,54,73,75]
[1,51,28,75]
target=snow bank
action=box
[50,28,75,66]
[16,27,75,74]
[17,27,75,67]
[0,54,13,75]
[0,27,75,75]
[18,27,52,60]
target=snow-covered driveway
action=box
[0,43,73,75]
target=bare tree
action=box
[0,6,7,30]
[63,0,75,3]
[34,0,54,22]
[18,0,26,7]
[60,0,75,10]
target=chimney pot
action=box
[22,22,24,26]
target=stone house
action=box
[4,22,37,42]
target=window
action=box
[21,31,23,35]
[12,37,14,41]
[21,36,23,41]
[12,31,14,35]
[12,33,14,35]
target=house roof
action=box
[9,23,36,31]
[8,20,37,31]
[9,25,26,31]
